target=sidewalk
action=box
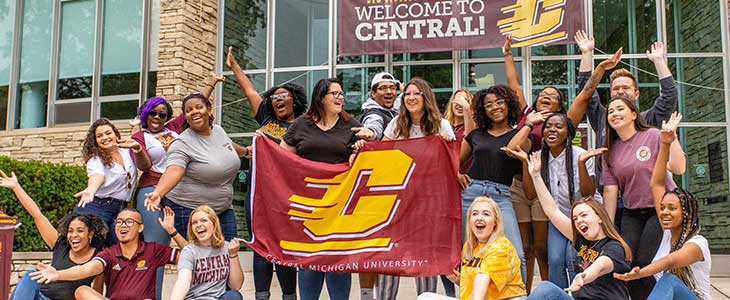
[161,253,730,299]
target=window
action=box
[336,67,385,115]
[224,0,267,71]
[15,0,52,129]
[221,73,265,134]
[274,0,328,68]
[0,0,14,129]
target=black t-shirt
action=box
[572,236,630,300]
[465,128,522,185]
[255,103,293,144]
[283,116,361,164]
[39,241,101,300]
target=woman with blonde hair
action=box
[170,205,244,300]
[444,88,475,141]
[418,196,527,300]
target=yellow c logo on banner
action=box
[497,0,568,47]
[281,150,415,256]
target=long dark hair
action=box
[665,188,701,297]
[541,113,577,205]
[471,85,520,129]
[57,212,109,249]
[394,78,443,139]
[305,78,352,123]
[82,118,121,167]
[260,83,308,120]
[604,97,650,166]
[181,92,214,131]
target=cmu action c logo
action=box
[498,0,568,47]
[280,150,415,256]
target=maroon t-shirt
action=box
[93,241,179,300]
[132,113,187,188]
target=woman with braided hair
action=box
[614,112,711,300]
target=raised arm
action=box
[0,171,58,248]
[31,260,104,283]
[118,139,151,171]
[227,46,264,115]
[577,148,606,197]
[526,153,573,239]
[651,112,682,213]
[502,35,526,111]
[643,42,678,126]
[568,46,622,128]
[158,207,188,249]
[227,239,244,290]
[507,111,547,150]
[452,94,476,136]
[198,75,224,101]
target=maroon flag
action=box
[245,136,462,276]
[338,0,585,56]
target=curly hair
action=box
[82,118,121,168]
[471,85,521,129]
[57,212,109,249]
[260,83,308,120]
[394,77,443,139]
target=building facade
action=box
[1,0,729,252]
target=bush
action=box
[0,156,86,251]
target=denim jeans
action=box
[298,269,351,300]
[218,290,243,300]
[461,179,526,285]
[136,186,170,300]
[527,281,575,300]
[648,273,699,300]
[10,270,51,300]
[74,196,126,245]
[547,222,575,288]
[164,198,237,241]
[620,207,661,300]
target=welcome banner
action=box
[245,136,462,276]
[337,0,585,56]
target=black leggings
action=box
[620,207,662,300]
[253,251,298,300]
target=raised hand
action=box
[158,206,176,233]
[578,148,608,163]
[117,139,142,153]
[502,34,513,55]
[144,191,162,211]
[452,93,471,112]
[565,272,586,292]
[226,46,239,69]
[646,42,666,63]
[526,110,549,126]
[575,30,594,54]
[228,238,240,257]
[352,127,375,140]
[501,146,528,162]
[74,189,94,208]
[30,263,59,284]
[660,112,682,145]
[527,152,542,177]
[613,266,641,281]
[598,47,623,70]
[0,170,19,190]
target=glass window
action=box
[100,100,138,120]
[393,51,451,62]
[531,60,580,107]
[0,86,7,129]
[336,55,384,65]
[593,0,656,54]
[274,69,328,99]
[224,0,267,70]
[230,136,252,242]
[147,0,160,99]
[55,101,91,124]
[531,44,578,56]
[394,64,452,110]
[274,0,328,68]
[461,62,520,91]
[16,0,53,129]
[221,73,265,134]
[0,0,14,130]
[100,0,143,96]
[670,57,725,122]
[56,0,96,100]
[462,48,520,59]
[336,67,385,115]
[679,127,729,253]
[665,0,722,53]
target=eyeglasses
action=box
[148,111,168,119]
[114,218,142,228]
[484,99,507,110]
[538,92,559,100]
[271,92,290,100]
[376,86,397,92]
[327,91,346,99]
[403,92,423,98]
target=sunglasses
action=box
[148,111,168,119]
[271,92,290,100]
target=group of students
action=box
[2,30,712,300]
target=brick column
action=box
[156,0,218,111]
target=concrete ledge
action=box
[11,252,53,260]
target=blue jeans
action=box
[528,281,574,300]
[648,273,699,300]
[298,269,351,300]
[547,222,575,288]
[10,270,50,300]
[218,290,243,300]
[461,179,526,285]
[164,199,237,241]
[75,196,126,245]
[136,186,170,300]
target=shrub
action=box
[0,156,86,251]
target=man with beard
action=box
[31,208,187,300]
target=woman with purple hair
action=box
[130,76,221,300]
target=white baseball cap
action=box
[370,72,399,89]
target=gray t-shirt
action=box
[178,242,231,300]
[166,125,241,213]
